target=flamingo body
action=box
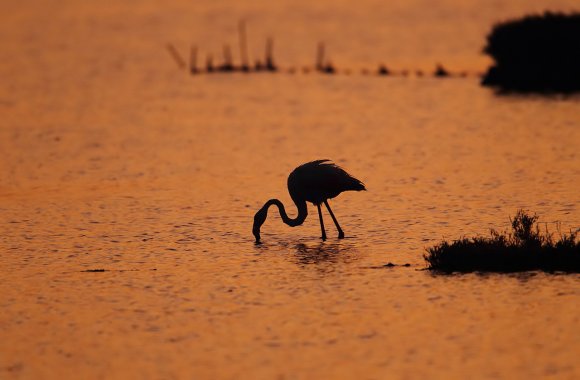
[253,159,365,243]
[288,160,365,204]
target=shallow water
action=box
[1,1,580,379]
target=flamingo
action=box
[252,159,366,243]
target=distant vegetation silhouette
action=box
[167,20,468,78]
[482,12,580,93]
[425,210,580,273]
[252,160,366,244]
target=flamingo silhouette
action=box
[252,159,366,243]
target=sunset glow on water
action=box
[1,1,579,378]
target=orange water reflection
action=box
[1,0,579,379]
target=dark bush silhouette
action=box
[425,210,580,273]
[481,12,580,93]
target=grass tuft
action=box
[425,210,580,273]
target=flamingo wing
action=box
[288,160,365,204]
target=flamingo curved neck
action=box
[265,198,307,227]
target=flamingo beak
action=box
[252,226,261,244]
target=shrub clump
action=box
[481,12,580,93]
[425,210,580,273]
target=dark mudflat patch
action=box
[79,268,157,273]
[425,210,580,273]
[366,262,412,269]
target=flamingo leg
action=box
[317,203,327,241]
[324,200,344,239]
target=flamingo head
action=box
[252,207,268,244]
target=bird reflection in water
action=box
[294,242,359,266]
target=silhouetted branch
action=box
[206,53,214,72]
[189,45,198,74]
[265,37,277,71]
[219,44,234,71]
[239,20,250,72]
[166,43,186,69]
[316,42,325,71]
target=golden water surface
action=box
[1,1,579,379]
